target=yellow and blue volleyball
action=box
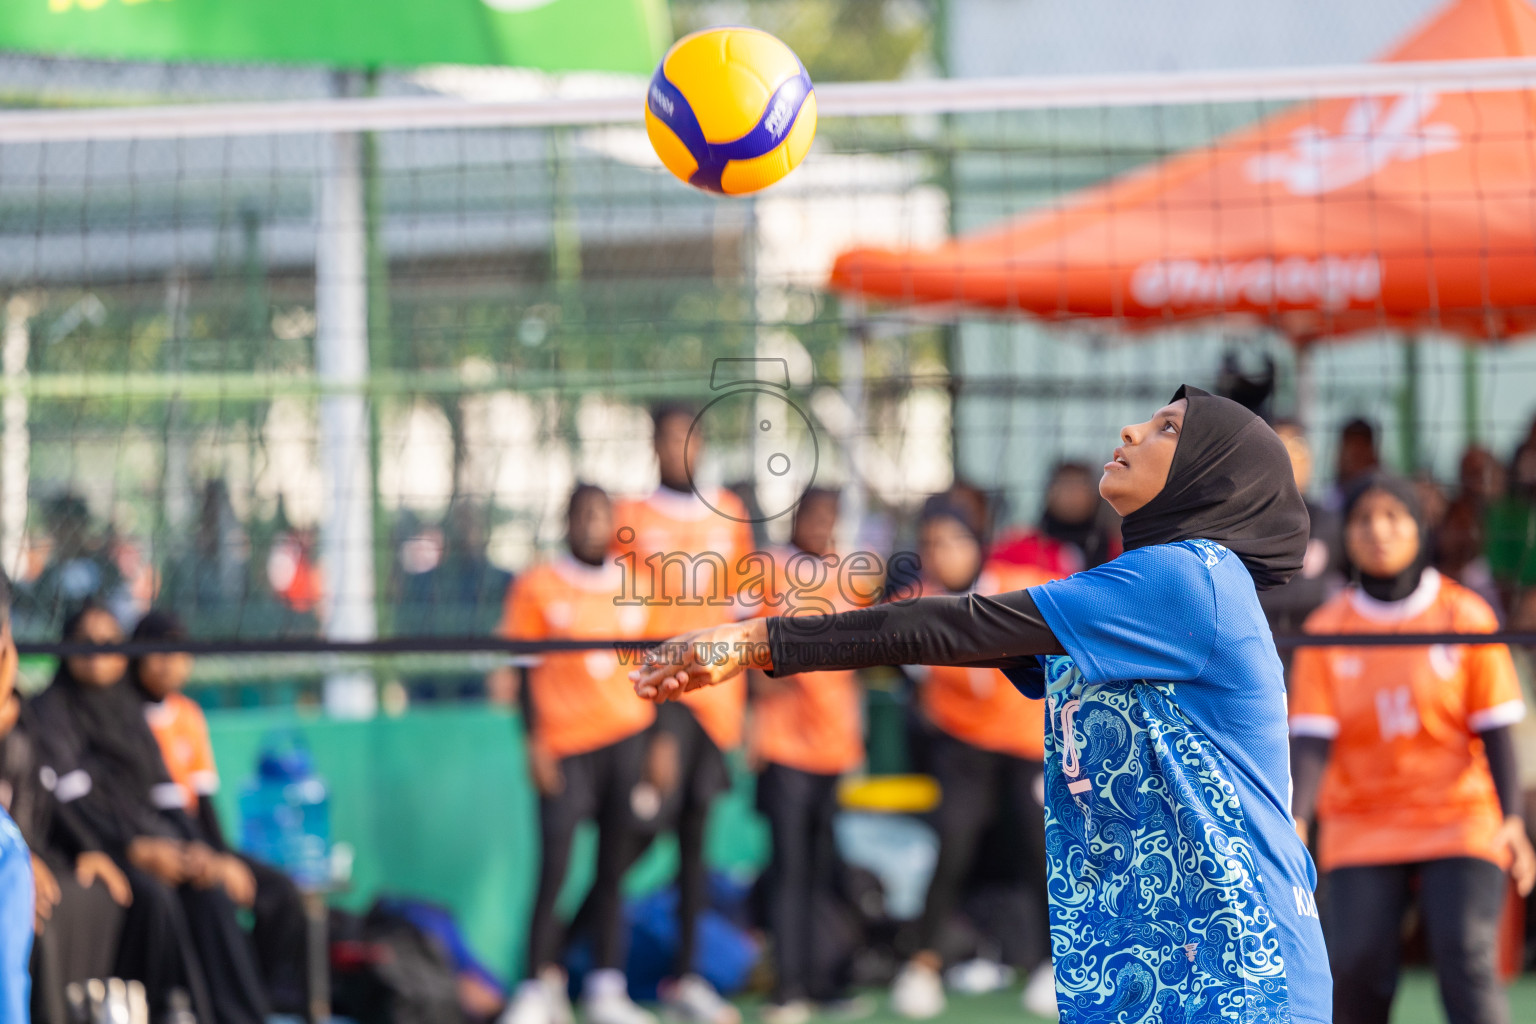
[645,28,817,195]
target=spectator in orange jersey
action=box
[746,489,871,1023]
[499,484,657,1024]
[1290,472,1536,1024]
[889,497,1059,1021]
[127,610,311,1019]
[611,404,754,1024]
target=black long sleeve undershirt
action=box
[1481,725,1522,820]
[765,588,1064,677]
[1289,736,1330,825]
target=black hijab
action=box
[49,603,176,819]
[919,495,985,593]
[128,608,186,703]
[1341,471,1427,603]
[1120,385,1309,590]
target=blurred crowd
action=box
[5,408,1534,660]
[1,394,1535,1024]
[0,593,311,1023]
[490,397,1536,1024]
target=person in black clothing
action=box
[0,569,124,1024]
[0,685,126,1024]
[1259,420,1342,643]
[25,601,269,1024]
[130,610,312,1019]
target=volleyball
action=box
[644,27,817,195]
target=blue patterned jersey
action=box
[1012,540,1330,1024]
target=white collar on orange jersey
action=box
[553,554,623,591]
[644,485,717,521]
[1348,567,1442,623]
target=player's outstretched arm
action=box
[631,589,1063,704]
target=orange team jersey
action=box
[144,693,219,813]
[613,487,757,750]
[749,545,872,776]
[919,561,1059,760]
[500,556,656,760]
[1289,569,1526,872]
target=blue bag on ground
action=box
[564,875,760,1001]
[375,896,507,1000]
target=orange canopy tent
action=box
[830,0,1536,342]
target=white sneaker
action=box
[759,1001,812,1024]
[500,982,554,1024]
[540,966,576,1024]
[1022,964,1059,1020]
[890,961,945,1020]
[583,970,657,1024]
[661,974,740,1024]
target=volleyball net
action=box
[5,58,1536,695]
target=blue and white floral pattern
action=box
[1041,653,1292,1024]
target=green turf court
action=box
[731,972,1536,1024]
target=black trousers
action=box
[29,858,123,1024]
[916,729,1047,964]
[756,763,840,1003]
[651,703,729,978]
[1325,857,1510,1024]
[112,863,270,1024]
[527,730,648,975]
[244,855,311,1018]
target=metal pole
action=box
[2,296,32,579]
[161,270,192,543]
[1463,344,1480,449]
[1398,335,1421,473]
[317,80,378,719]
[1293,342,1317,440]
[839,316,868,555]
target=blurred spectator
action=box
[1260,421,1342,637]
[1,682,127,1024]
[266,526,321,617]
[1216,351,1277,420]
[1509,590,1536,963]
[0,572,34,1023]
[1459,446,1508,509]
[395,503,513,700]
[1487,424,1536,600]
[1412,472,1450,537]
[990,462,1121,575]
[0,573,126,1024]
[943,481,994,549]
[25,602,269,1024]
[889,497,1059,1020]
[1326,417,1380,512]
[607,403,755,1024]
[1290,473,1534,1023]
[16,495,127,636]
[497,484,656,1024]
[747,489,871,1019]
[129,610,310,1017]
[396,502,511,638]
[161,481,252,631]
[1435,496,1504,622]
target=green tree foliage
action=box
[672,0,934,82]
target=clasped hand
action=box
[629,619,770,702]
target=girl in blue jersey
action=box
[632,386,1331,1024]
